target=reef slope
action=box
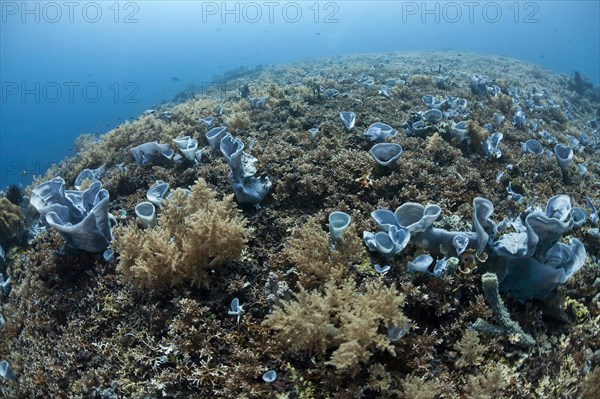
[1,52,599,398]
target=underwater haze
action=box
[3,1,600,397]
[0,0,599,189]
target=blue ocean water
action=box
[1,0,598,190]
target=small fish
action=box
[171,76,181,82]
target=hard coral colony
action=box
[1,52,600,398]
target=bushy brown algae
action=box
[1,51,599,398]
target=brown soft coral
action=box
[454,329,486,368]
[0,197,24,244]
[283,215,365,288]
[113,179,247,290]
[263,275,408,375]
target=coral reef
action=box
[1,52,599,398]
[4,184,23,206]
[474,272,535,347]
[0,198,24,244]
[114,179,247,289]
[454,329,486,368]
[282,215,366,288]
[30,178,112,253]
[263,275,408,375]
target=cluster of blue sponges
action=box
[364,195,586,302]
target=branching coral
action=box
[263,275,408,374]
[114,179,247,289]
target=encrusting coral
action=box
[114,178,247,289]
